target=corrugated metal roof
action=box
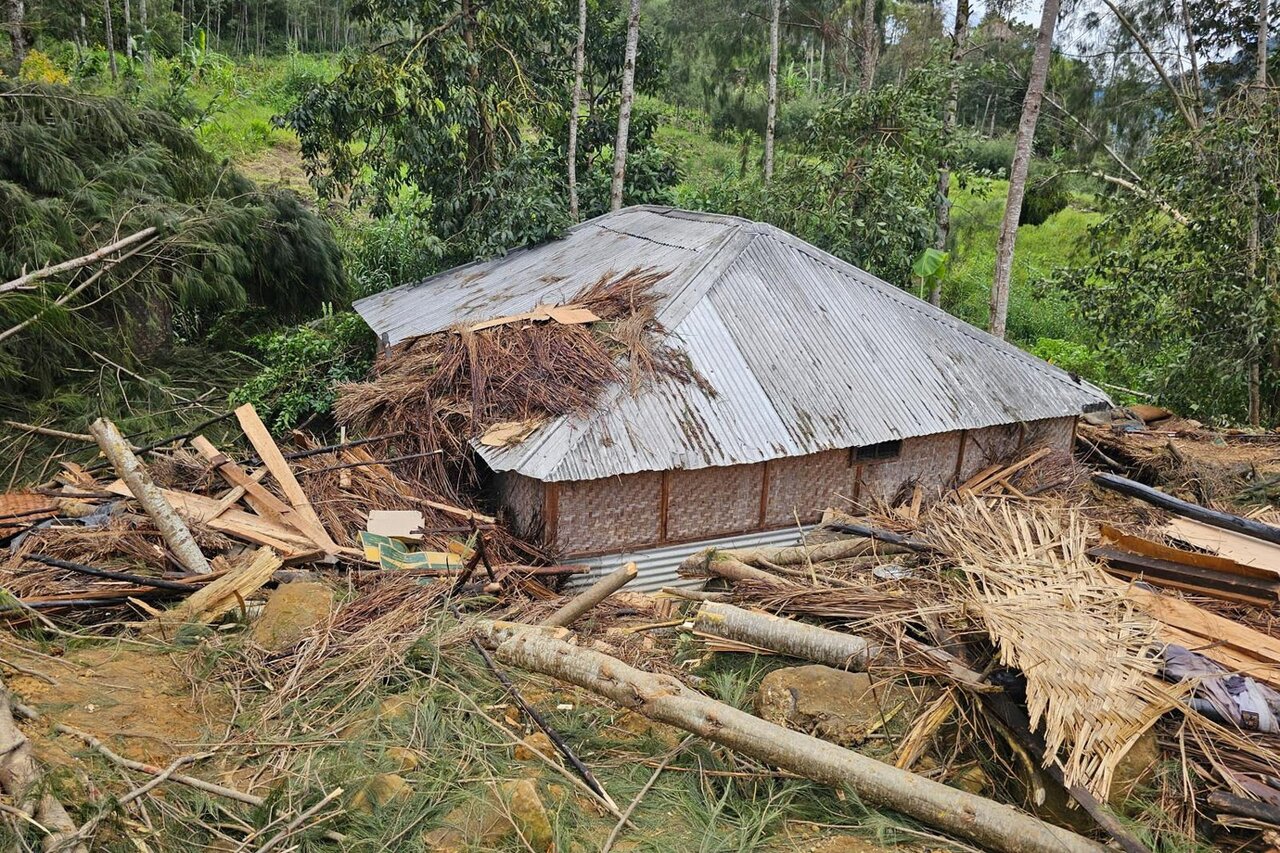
[353,205,1110,482]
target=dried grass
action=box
[925,498,1185,798]
[335,268,700,496]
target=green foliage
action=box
[687,67,953,287]
[0,82,345,394]
[1020,166,1070,227]
[229,310,374,431]
[18,49,70,85]
[1065,89,1280,423]
[1029,337,1108,384]
[962,135,1014,177]
[286,0,573,262]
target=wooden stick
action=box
[0,227,158,295]
[293,450,441,476]
[1,422,97,443]
[1093,472,1280,547]
[540,562,637,628]
[88,417,211,575]
[253,786,343,853]
[23,554,203,592]
[479,623,1107,853]
[600,735,693,853]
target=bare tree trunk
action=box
[104,0,119,80]
[858,0,878,92]
[481,624,1108,853]
[694,602,875,668]
[90,417,212,575]
[541,562,636,628]
[763,0,780,181]
[6,0,24,70]
[988,0,1059,340]
[1249,0,1268,426]
[929,0,970,306]
[122,0,132,59]
[568,0,586,220]
[139,0,150,72]
[610,0,642,211]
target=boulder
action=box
[249,582,333,651]
[755,665,922,747]
[421,779,553,852]
[514,731,557,762]
[349,773,412,813]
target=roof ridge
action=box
[754,224,1105,401]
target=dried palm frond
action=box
[335,267,701,497]
[926,497,1185,798]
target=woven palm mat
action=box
[927,498,1184,798]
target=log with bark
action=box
[89,417,212,575]
[478,622,1106,853]
[541,562,637,628]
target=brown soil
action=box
[8,643,229,767]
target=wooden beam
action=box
[234,404,340,553]
[1093,472,1280,547]
[758,461,770,530]
[190,435,305,534]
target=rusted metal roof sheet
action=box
[354,206,1110,482]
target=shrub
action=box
[18,50,70,85]
[961,135,1014,177]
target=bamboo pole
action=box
[541,562,637,628]
[89,417,211,575]
[479,624,1106,853]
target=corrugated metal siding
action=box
[354,205,1110,482]
[567,526,815,593]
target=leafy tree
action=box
[286,0,574,262]
[689,65,953,286]
[1065,89,1280,423]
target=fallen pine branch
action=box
[0,227,158,295]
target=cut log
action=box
[145,547,281,636]
[694,602,874,669]
[734,536,911,566]
[89,417,211,575]
[235,404,341,553]
[680,552,800,586]
[480,623,1106,853]
[1092,472,1280,547]
[693,602,993,693]
[541,562,638,628]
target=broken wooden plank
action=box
[1093,472,1280,547]
[1164,517,1280,575]
[104,481,319,558]
[89,417,212,575]
[190,435,307,535]
[966,448,1052,495]
[1100,525,1275,581]
[1122,585,1280,667]
[235,404,341,553]
[146,547,281,636]
[1089,545,1280,605]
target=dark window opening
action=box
[854,439,902,462]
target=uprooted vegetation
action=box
[1,388,1280,850]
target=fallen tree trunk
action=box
[1093,472,1280,547]
[694,602,875,669]
[693,602,994,693]
[541,562,638,628]
[681,553,800,586]
[678,537,909,579]
[89,417,211,575]
[0,680,85,852]
[480,624,1106,853]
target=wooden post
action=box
[481,625,1107,853]
[90,417,211,575]
[541,562,638,628]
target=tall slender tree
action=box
[103,0,118,79]
[929,0,970,306]
[1248,0,1269,425]
[764,0,780,181]
[568,0,587,220]
[988,0,1059,339]
[610,0,642,211]
[5,0,23,70]
[122,0,132,59]
[858,0,879,92]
